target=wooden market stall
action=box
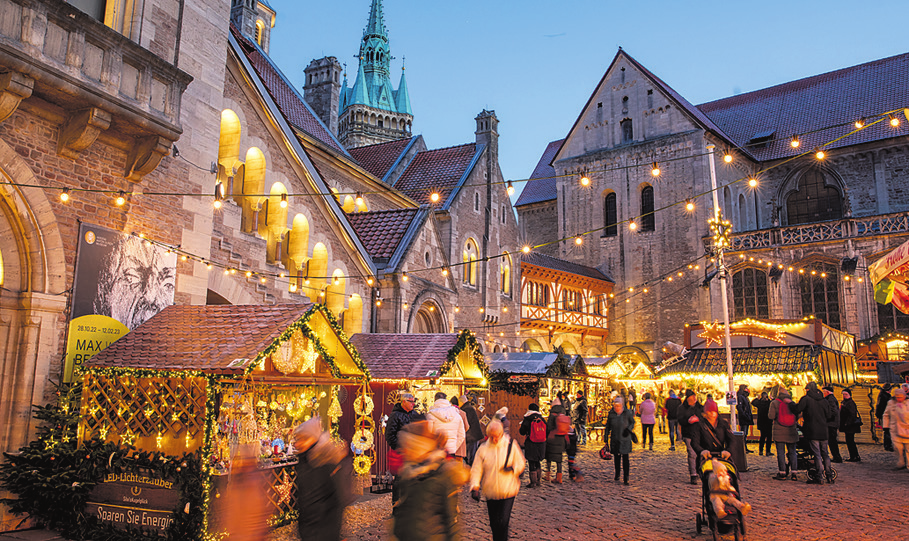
[348,329,488,478]
[77,304,371,538]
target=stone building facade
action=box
[518,49,909,363]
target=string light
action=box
[651,162,661,177]
[629,220,637,231]
[430,192,440,203]
[575,236,583,245]
[375,298,382,307]
[366,277,374,285]
[685,199,695,212]
[206,262,213,270]
[60,188,69,202]
[245,270,252,278]
[790,136,800,148]
[355,192,364,207]
[522,245,531,254]
[290,283,297,292]
[181,255,188,261]
[441,268,448,276]
[333,276,340,286]
[213,182,225,209]
[815,149,826,160]
[748,177,758,188]
[506,181,514,196]
[115,191,126,206]
[890,115,901,127]
[280,193,288,208]
[455,305,460,312]
[723,151,733,163]
[580,173,590,187]
[854,118,865,129]
[402,272,409,282]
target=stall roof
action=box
[584,357,611,366]
[84,304,364,377]
[485,352,559,375]
[350,333,486,380]
[661,346,819,375]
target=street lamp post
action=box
[705,143,737,429]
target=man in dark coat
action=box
[460,395,484,465]
[386,392,422,451]
[877,383,893,451]
[736,384,754,453]
[752,391,773,456]
[822,386,842,463]
[293,418,350,541]
[574,391,588,445]
[677,389,704,484]
[691,400,735,463]
[665,390,682,451]
[792,382,834,484]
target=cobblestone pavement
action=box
[268,436,905,541]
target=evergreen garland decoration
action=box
[441,330,490,381]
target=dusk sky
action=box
[268,0,906,200]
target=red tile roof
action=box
[347,208,420,260]
[698,52,909,162]
[231,26,348,155]
[514,139,563,207]
[393,143,479,206]
[350,333,460,379]
[85,304,314,374]
[349,138,413,181]
[521,252,614,283]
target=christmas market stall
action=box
[348,329,488,479]
[68,304,370,539]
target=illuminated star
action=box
[698,321,726,347]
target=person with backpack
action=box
[544,402,569,483]
[769,390,799,481]
[518,403,547,488]
[840,388,863,462]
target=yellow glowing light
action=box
[580,174,590,187]
[686,199,695,212]
[890,115,900,127]
[854,119,865,129]
[181,254,188,261]
[60,188,70,202]
[479,307,484,313]
[667,276,673,281]
[629,287,634,292]
[790,136,800,148]
[858,277,864,282]
[245,271,252,277]
[651,162,660,177]
[748,177,758,188]
[442,268,449,276]
[506,181,515,195]
[290,283,298,292]
[799,269,805,274]
[206,263,213,270]
[503,306,508,313]
[430,192,441,203]
[279,272,286,278]
[723,153,732,163]
[115,191,126,206]
[455,305,460,312]
[844,275,851,281]
[522,245,531,253]
[575,236,583,245]
[402,272,409,282]
[403,302,409,310]
[260,276,267,283]
[355,192,364,207]
[280,193,288,208]
[376,299,382,307]
[629,220,637,231]
[815,149,826,160]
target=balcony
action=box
[521,304,608,336]
[0,0,192,180]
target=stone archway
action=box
[411,299,445,334]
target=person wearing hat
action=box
[839,388,862,462]
[664,390,682,451]
[469,419,525,541]
[690,399,734,463]
[677,389,704,484]
[769,390,799,480]
[518,403,547,488]
[877,383,894,452]
[393,421,469,541]
[791,381,834,484]
[882,387,909,469]
[292,417,350,540]
[821,386,842,463]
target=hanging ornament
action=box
[293,331,319,374]
[353,395,374,416]
[328,394,343,422]
[273,334,299,374]
[353,455,373,476]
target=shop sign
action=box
[84,472,180,533]
[508,375,538,383]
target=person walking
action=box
[518,403,547,487]
[627,388,637,413]
[882,387,909,469]
[544,402,568,483]
[752,391,774,456]
[769,390,799,481]
[691,400,735,463]
[840,388,863,462]
[386,392,423,454]
[792,382,834,485]
[822,386,842,463]
[293,417,350,541]
[604,396,635,485]
[736,384,754,454]
[460,395,484,466]
[427,392,466,457]
[450,396,470,461]
[877,383,894,452]
[665,390,682,451]
[469,419,525,541]
[394,421,469,541]
[677,390,704,484]
[655,390,667,434]
[637,393,656,450]
[574,391,588,446]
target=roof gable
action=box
[351,330,486,380]
[393,143,481,207]
[349,137,415,181]
[515,138,564,207]
[347,207,421,260]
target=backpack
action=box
[556,413,572,435]
[777,399,796,427]
[529,416,547,443]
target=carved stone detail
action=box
[56,107,111,159]
[0,71,35,122]
[125,135,171,181]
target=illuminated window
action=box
[255,20,264,45]
[786,169,843,225]
[732,268,769,319]
[500,253,511,296]
[603,193,617,237]
[562,289,583,312]
[799,262,840,329]
[462,239,478,286]
[69,0,139,39]
[527,282,549,307]
[885,339,909,360]
[640,185,655,232]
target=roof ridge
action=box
[351,137,413,150]
[350,207,418,215]
[417,141,477,154]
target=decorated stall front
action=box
[348,329,488,482]
[584,345,658,422]
[66,304,369,539]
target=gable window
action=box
[462,239,478,286]
[732,268,769,319]
[799,262,841,329]
[621,118,633,143]
[603,193,618,237]
[640,185,655,232]
[526,281,550,307]
[786,169,843,225]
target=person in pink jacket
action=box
[637,393,657,450]
[427,392,465,456]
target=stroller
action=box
[695,454,747,541]
[796,430,837,482]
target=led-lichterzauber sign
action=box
[85,472,179,533]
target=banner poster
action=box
[63,223,177,382]
[84,471,180,533]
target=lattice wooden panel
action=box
[80,374,208,439]
[262,464,297,517]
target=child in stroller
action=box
[796,430,837,482]
[696,454,749,541]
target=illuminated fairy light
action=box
[815,149,826,160]
[522,245,531,254]
[59,188,70,202]
[115,191,126,206]
[890,115,901,127]
[723,152,733,163]
[441,268,449,277]
[245,270,252,278]
[685,199,695,212]
[366,277,374,285]
[651,162,661,177]
[213,182,225,209]
[575,236,583,245]
[280,193,288,208]
[506,181,515,195]
[629,220,637,231]
[580,173,590,187]
[430,192,440,203]
[854,118,865,129]
[748,177,758,188]
[790,136,800,148]
[355,192,364,207]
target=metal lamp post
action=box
[705,143,737,429]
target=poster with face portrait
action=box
[64,223,177,382]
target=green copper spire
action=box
[395,67,412,116]
[363,0,387,41]
[349,57,370,106]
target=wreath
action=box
[353,395,374,416]
[356,416,376,432]
[352,428,374,452]
[353,455,373,475]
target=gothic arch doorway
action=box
[412,300,445,333]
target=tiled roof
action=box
[349,138,413,181]
[231,26,348,155]
[85,304,314,374]
[393,143,479,206]
[697,52,909,162]
[660,346,819,375]
[521,252,614,283]
[514,139,563,207]
[347,208,420,260]
[350,333,459,379]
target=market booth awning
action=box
[870,238,909,313]
[350,330,488,384]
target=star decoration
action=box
[275,470,293,505]
[698,321,726,347]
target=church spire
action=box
[364,0,387,40]
[359,0,390,78]
[395,66,412,116]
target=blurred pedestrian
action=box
[882,387,909,470]
[604,396,635,485]
[822,386,842,463]
[519,403,547,488]
[493,406,510,432]
[877,383,894,452]
[628,388,637,413]
[393,421,469,541]
[293,417,350,541]
[752,391,773,456]
[637,392,656,450]
[655,390,666,434]
[427,392,466,457]
[665,390,682,451]
[544,402,569,483]
[221,443,269,541]
[840,388,862,462]
[460,395,484,466]
[469,419,526,541]
[574,391,588,446]
[792,382,833,485]
[450,396,470,461]
[678,390,704,484]
[770,390,799,480]
[386,392,423,503]
[736,384,754,454]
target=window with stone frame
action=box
[526,281,550,307]
[462,239,478,286]
[798,262,841,329]
[500,253,512,296]
[621,118,633,143]
[785,168,843,225]
[732,267,769,319]
[603,193,618,237]
[640,185,655,232]
[877,302,909,334]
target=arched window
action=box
[738,193,747,231]
[799,262,841,329]
[640,185,655,231]
[413,301,444,333]
[732,268,769,319]
[500,253,511,296]
[786,169,843,225]
[604,193,618,237]
[462,239,478,286]
[562,289,583,312]
[255,20,264,45]
[877,302,909,334]
[621,118,633,143]
[526,281,549,307]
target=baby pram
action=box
[796,430,837,482]
[695,454,746,541]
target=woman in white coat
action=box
[469,419,525,541]
[883,387,909,469]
